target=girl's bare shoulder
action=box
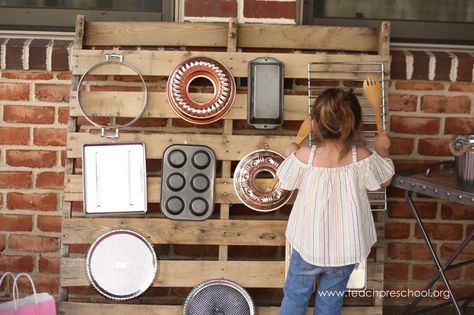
[356,145,372,161]
[295,146,311,162]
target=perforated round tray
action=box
[86,230,157,300]
[183,279,255,315]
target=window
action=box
[303,0,474,44]
[0,0,175,31]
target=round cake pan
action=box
[86,229,157,300]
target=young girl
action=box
[277,88,394,315]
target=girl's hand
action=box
[284,142,299,157]
[374,131,391,157]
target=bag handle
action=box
[12,273,39,313]
[0,272,15,294]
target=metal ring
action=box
[233,150,293,212]
[167,57,236,125]
[77,54,148,136]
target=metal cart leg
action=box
[404,191,463,315]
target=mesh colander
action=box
[86,229,157,300]
[183,279,255,315]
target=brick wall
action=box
[1,1,473,307]
[385,49,474,305]
[0,38,72,295]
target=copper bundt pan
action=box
[233,150,292,212]
[167,57,236,125]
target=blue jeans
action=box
[280,250,355,315]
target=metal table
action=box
[392,168,474,315]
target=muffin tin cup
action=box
[161,145,216,220]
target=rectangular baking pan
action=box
[82,142,147,215]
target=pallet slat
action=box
[61,259,380,289]
[71,50,389,78]
[61,259,284,288]
[71,92,309,120]
[62,218,287,245]
[64,175,279,204]
[67,133,293,160]
[59,302,382,315]
[64,174,388,208]
[83,21,379,53]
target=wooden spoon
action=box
[363,76,384,134]
[265,118,312,192]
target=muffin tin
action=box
[161,144,216,220]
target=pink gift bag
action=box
[0,273,56,315]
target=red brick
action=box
[421,95,470,114]
[37,215,62,232]
[2,71,53,80]
[392,160,434,176]
[172,118,222,129]
[244,0,296,19]
[418,138,452,156]
[0,127,29,145]
[441,243,474,260]
[0,256,34,272]
[387,243,434,260]
[412,263,460,281]
[7,192,57,211]
[0,171,32,188]
[454,52,474,82]
[466,265,474,280]
[0,235,5,251]
[432,51,452,81]
[57,72,72,80]
[390,116,440,135]
[5,39,25,70]
[68,244,89,254]
[29,39,49,70]
[36,171,64,189]
[414,223,463,240]
[35,84,70,102]
[0,214,32,231]
[116,117,167,128]
[58,106,69,124]
[388,94,417,112]
[174,245,218,257]
[411,51,430,80]
[390,50,407,80]
[445,117,474,134]
[388,201,437,219]
[385,222,411,239]
[0,83,29,100]
[39,256,60,273]
[389,138,414,155]
[3,105,54,124]
[229,245,278,258]
[9,235,58,252]
[16,275,59,295]
[395,81,444,91]
[441,203,474,220]
[6,150,56,168]
[296,79,339,87]
[51,40,72,72]
[184,0,237,17]
[33,128,67,146]
[448,82,474,92]
[384,263,409,280]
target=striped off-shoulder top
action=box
[276,145,395,267]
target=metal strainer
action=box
[183,279,255,315]
[86,229,157,300]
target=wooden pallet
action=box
[59,16,390,315]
